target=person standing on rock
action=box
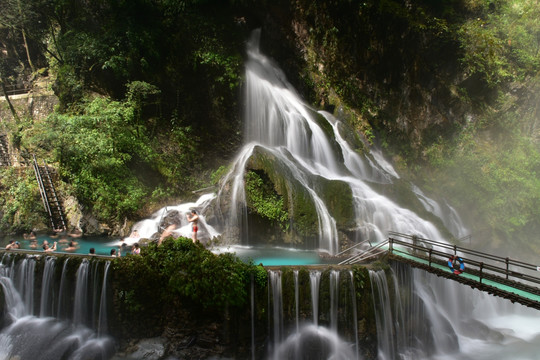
[186,210,199,242]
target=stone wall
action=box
[0,92,58,123]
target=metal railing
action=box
[31,154,66,231]
[387,232,540,291]
[0,84,32,96]
[338,239,389,265]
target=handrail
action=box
[388,234,540,290]
[388,231,539,272]
[31,154,66,231]
[32,154,55,229]
[0,83,32,96]
[334,238,373,257]
[41,159,66,230]
[339,240,389,265]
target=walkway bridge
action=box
[340,232,540,310]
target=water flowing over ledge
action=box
[0,252,114,360]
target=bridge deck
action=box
[390,249,540,309]
[383,233,540,311]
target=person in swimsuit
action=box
[186,210,199,242]
[65,241,79,252]
[43,241,57,252]
[159,223,177,245]
[131,243,141,255]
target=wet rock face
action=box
[241,146,355,245]
[120,337,166,360]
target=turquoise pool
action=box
[1,236,337,265]
[1,234,125,256]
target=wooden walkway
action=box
[342,232,540,310]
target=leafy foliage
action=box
[23,91,155,221]
[0,168,45,233]
[245,170,289,231]
[113,237,267,312]
[458,0,540,86]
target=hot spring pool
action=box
[1,236,337,265]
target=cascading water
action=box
[349,270,361,360]
[330,270,340,331]
[310,270,321,326]
[370,262,540,360]
[268,270,284,359]
[73,258,90,326]
[120,29,539,360]
[133,29,451,255]
[369,270,400,360]
[267,269,360,360]
[97,261,111,337]
[39,256,56,317]
[56,257,70,319]
[294,269,300,333]
[0,254,114,360]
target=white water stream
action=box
[134,29,449,254]
[370,263,540,360]
[0,254,114,360]
[129,29,540,359]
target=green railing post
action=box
[505,257,509,280]
[479,262,484,283]
[429,249,432,267]
[389,238,393,254]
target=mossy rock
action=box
[247,146,355,236]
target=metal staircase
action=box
[32,154,66,231]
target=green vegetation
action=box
[413,0,540,248]
[0,168,44,232]
[113,237,267,314]
[422,97,540,244]
[17,86,200,222]
[282,0,540,250]
[245,170,289,231]
[459,0,540,87]
[1,0,540,251]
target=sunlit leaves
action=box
[458,0,540,86]
[31,93,155,221]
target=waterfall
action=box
[369,270,399,360]
[370,262,540,360]
[310,270,321,326]
[411,185,469,239]
[97,261,111,337]
[39,256,56,317]
[56,258,70,319]
[134,29,453,255]
[13,256,36,314]
[330,270,340,331]
[134,193,219,241]
[73,258,90,326]
[294,270,299,333]
[0,255,114,359]
[268,270,284,359]
[268,268,358,360]
[91,260,101,328]
[349,271,360,360]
